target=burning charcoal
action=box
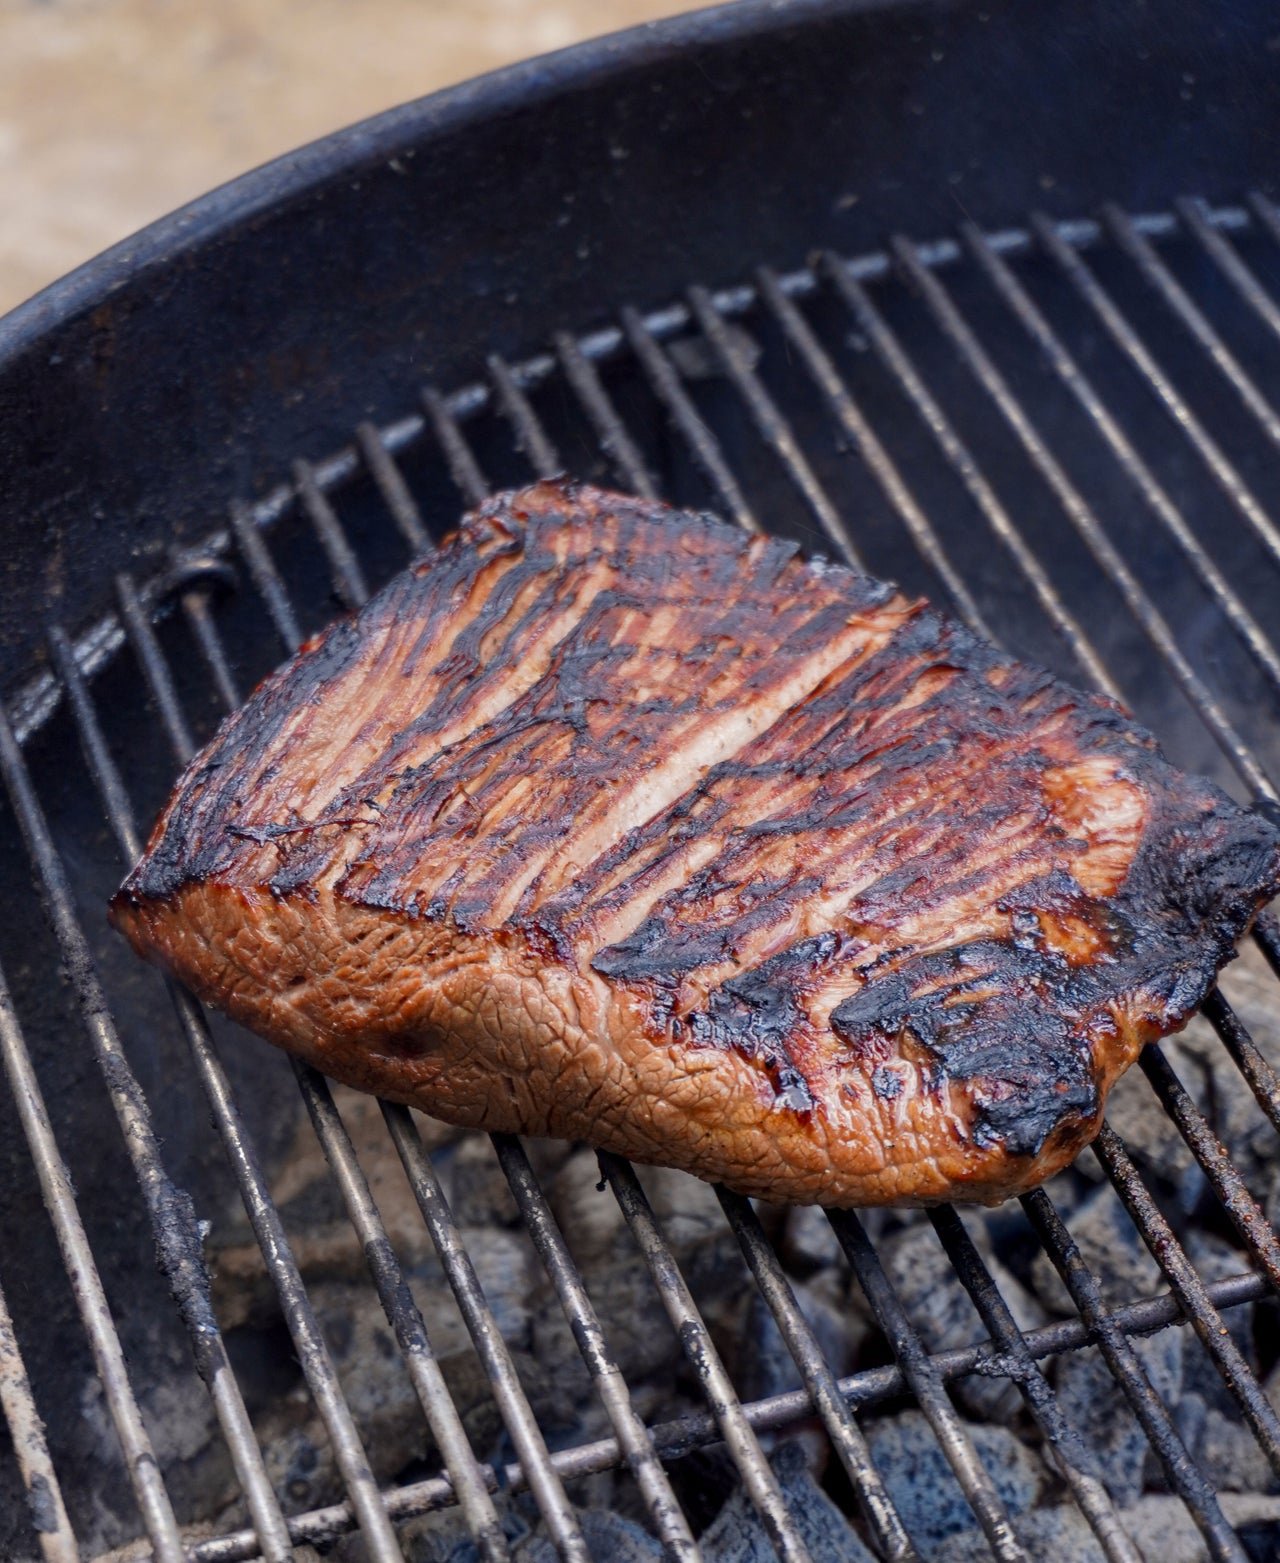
[435,1339,590,1463]
[1117,1496,1209,1563]
[1113,1494,1280,1562]
[865,1410,1045,1557]
[407,1495,670,1563]
[575,1510,666,1562]
[1181,1403,1277,1496]
[700,1439,875,1562]
[636,1165,731,1252]
[731,1268,863,1403]
[1174,941,1280,1191]
[208,1091,455,1326]
[137,1373,237,1535]
[400,1492,534,1562]
[245,1280,434,1510]
[1095,1062,1202,1211]
[550,1145,627,1263]
[734,1289,810,1404]
[781,1203,845,1275]
[1162,1349,1275,1500]
[1178,1230,1264,1437]
[932,1504,1107,1562]
[256,1406,334,1513]
[446,1135,523,1228]
[1054,1331,1183,1507]
[457,1226,535,1348]
[802,1265,870,1368]
[881,1218,1045,1422]
[530,1248,683,1397]
[1029,1184,1162,1315]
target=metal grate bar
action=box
[926,1206,1141,1563]
[296,1071,512,1563]
[46,628,297,1563]
[590,294,1144,1559]
[18,197,1280,1563]
[116,573,202,756]
[814,239,1280,1243]
[1022,1189,1247,1563]
[186,1267,1269,1563]
[123,566,513,1563]
[100,206,1243,567]
[46,627,406,1563]
[294,458,371,608]
[715,1188,920,1563]
[219,497,587,1560]
[475,320,1138,1561]
[356,420,430,551]
[422,386,490,509]
[554,330,657,498]
[116,574,200,755]
[2,675,295,1561]
[1139,1047,1280,1292]
[1102,204,1280,451]
[1248,911,1280,1012]
[892,228,1277,803]
[493,348,1031,1556]
[178,571,244,714]
[599,1153,814,1563]
[753,265,990,634]
[128,578,506,1563]
[1092,1125,1280,1476]
[229,501,304,652]
[969,218,1280,694]
[1176,195,1280,348]
[0,937,184,1563]
[383,1105,591,1563]
[1251,908,1280,975]
[629,263,1181,1559]
[1246,192,1280,265]
[621,305,760,532]
[4,206,1264,757]
[492,1134,701,1563]
[0,1269,78,1563]
[826,1210,1027,1562]
[1032,209,1280,587]
[817,250,1122,698]
[489,354,562,479]
[686,283,857,563]
[1201,987,1280,1137]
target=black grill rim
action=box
[4,0,1280,697]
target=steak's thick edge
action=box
[110,481,1280,1206]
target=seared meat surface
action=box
[111,482,1280,1205]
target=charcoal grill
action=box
[6,1,1280,1560]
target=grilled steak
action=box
[110,481,1280,1206]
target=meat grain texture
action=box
[111,483,1280,1205]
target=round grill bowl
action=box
[4,2,1280,1560]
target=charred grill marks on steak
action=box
[112,481,1280,1206]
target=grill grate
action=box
[4,198,1280,1563]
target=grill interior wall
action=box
[4,204,1280,1562]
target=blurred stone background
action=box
[0,0,699,316]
